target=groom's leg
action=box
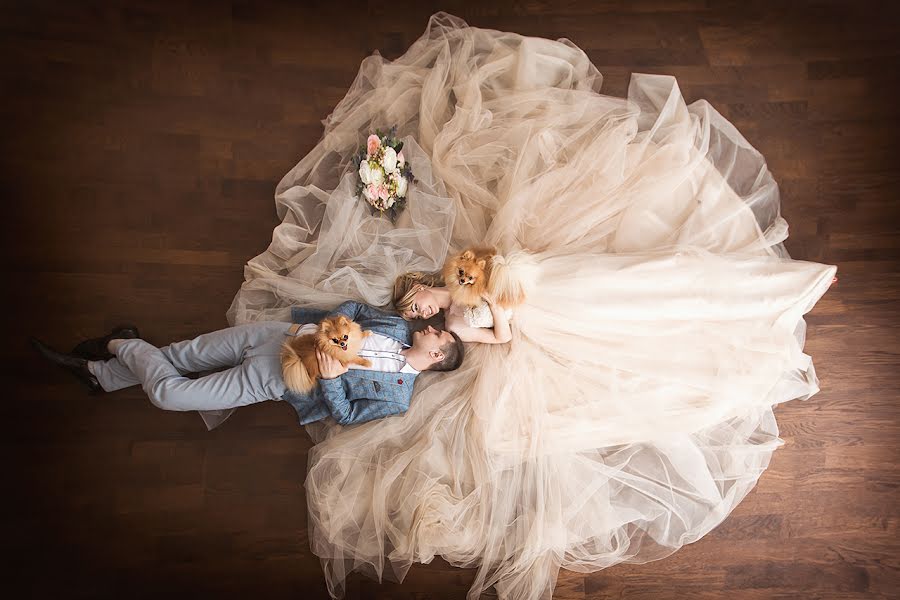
[160,322,287,373]
[111,338,272,411]
[87,355,151,392]
[88,322,287,392]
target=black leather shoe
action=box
[71,325,140,361]
[30,338,102,393]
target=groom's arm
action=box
[290,306,329,324]
[327,300,396,322]
[318,378,408,426]
[291,301,396,324]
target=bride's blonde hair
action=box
[393,271,444,319]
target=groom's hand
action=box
[316,349,349,379]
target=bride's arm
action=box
[452,325,508,344]
[450,295,512,344]
[484,294,512,343]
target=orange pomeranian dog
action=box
[280,315,372,394]
[442,246,536,309]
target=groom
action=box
[30,301,465,426]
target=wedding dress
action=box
[463,302,513,328]
[225,13,836,600]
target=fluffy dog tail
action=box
[281,341,316,394]
[488,250,537,308]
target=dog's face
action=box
[450,250,487,288]
[317,316,366,356]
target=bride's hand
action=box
[481,292,497,307]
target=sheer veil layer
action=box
[225,13,836,600]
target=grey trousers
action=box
[89,321,292,411]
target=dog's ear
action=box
[319,319,333,335]
[461,250,475,260]
[476,258,487,269]
[336,315,351,328]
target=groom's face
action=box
[412,325,454,356]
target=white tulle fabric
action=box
[224,13,836,600]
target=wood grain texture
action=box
[2,1,898,598]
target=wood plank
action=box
[4,1,898,598]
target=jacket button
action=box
[397,379,403,384]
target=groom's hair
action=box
[429,331,465,372]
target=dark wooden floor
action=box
[2,1,898,598]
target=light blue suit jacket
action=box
[281,301,418,426]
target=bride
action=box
[393,272,514,344]
[226,13,836,600]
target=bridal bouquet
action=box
[352,126,415,222]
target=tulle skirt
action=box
[226,13,836,600]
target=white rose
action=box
[396,175,408,197]
[382,146,398,173]
[386,196,396,208]
[358,160,371,184]
[369,163,384,186]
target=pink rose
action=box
[397,151,405,167]
[366,134,381,156]
[377,184,390,201]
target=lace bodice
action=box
[463,301,513,328]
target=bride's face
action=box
[402,288,440,320]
